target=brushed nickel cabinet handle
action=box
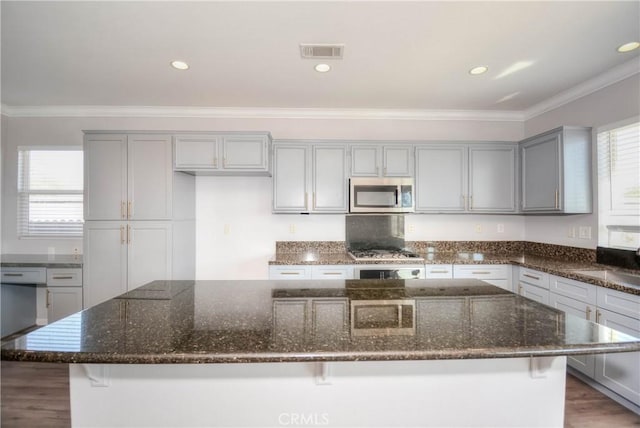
[281,272,300,276]
[322,272,342,276]
[471,271,491,275]
[46,290,51,308]
[469,195,473,210]
[586,306,592,320]
[127,201,132,219]
[52,276,73,280]
[120,226,125,244]
[596,310,601,323]
[304,192,308,211]
[313,192,316,209]
[430,270,449,274]
[555,189,559,210]
[121,201,126,219]
[518,284,523,294]
[461,194,466,210]
[127,225,131,244]
[3,273,24,277]
[523,273,540,280]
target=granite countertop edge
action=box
[4,342,640,364]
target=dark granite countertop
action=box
[269,251,640,295]
[2,279,639,364]
[1,253,83,268]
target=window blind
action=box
[597,120,640,250]
[17,148,84,238]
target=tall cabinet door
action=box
[84,134,127,220]
[273,145,310,212]
[312,145,347,212]
[128,135,173,220]
[84,221,128,308]
[521,133,561,211]
[469,146,516,212]
[415,146,467,212]
[127,221,173,291]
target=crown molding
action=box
[0,104,525,122]
[523,57,640,120]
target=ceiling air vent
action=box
[300,44,344,59]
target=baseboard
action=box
[567,367,640,415]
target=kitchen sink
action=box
[572,269,640,288]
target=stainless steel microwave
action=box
[349,178,415,213]
[350,299,416,337]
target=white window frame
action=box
[17,146,84,239]
[597,117,640,250]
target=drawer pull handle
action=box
[596,310,601,324]
[322,272,342,275]
[52,276,74,280]
[586,306,592,320]
[430,270,449,274]
[523,273,541,280]
[46,290,51,308]
[3,273,24,277]
[281,272,300,275]
[471,271,491,275]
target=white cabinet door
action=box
[518,282,550,305]
[47,287,83,323]
[521,132,561,212]
[222,135,269,171]
[383,146,412,176]
[128,135,173,220]
[312,145,348,212]
[549,292,595,377]
[127,221,172,291]
[594,308,640,406]
[174,135,220,169]
[84,221,127,308]
[272,145,309,212]
[84,134,127,221]
[415,146,466,212]
[469,146,516,212]
[350,146,380,177]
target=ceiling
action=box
[2,1,639,114]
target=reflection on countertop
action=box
[2,279,639,364]
[1,253,83,268]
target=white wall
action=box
[0,115,523,279]
[523,74,640,249]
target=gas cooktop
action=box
[347,248,424,262]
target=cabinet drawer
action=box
[453,264,509,279]
[518,268,550,289]
[1,267,46,284]
[424,264,453,279]
[549,275,596,305]
[47,268,83,287]
[311,266,353,280]
[596,287,640,320]
[269,266,311,280]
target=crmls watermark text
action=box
[278,412,329,426]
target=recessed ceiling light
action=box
[315,63,331,73]
[617,42,640,53]
[469,66,488,75]
[171,60,189,70]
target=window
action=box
[17,147,83,238]
[597,119,640,250]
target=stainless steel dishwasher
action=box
[1,267,46,338]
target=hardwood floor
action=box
[1,361,638,427]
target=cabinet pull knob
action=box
[52,276,73,280]
[523,273,540,280]
[586,306,592,320]
[120,226,125,244]
[3,273,24,277]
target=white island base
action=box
[70,356,566,427]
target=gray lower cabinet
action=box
[415,143,517,213]
[272,298,349,344]
[520,126,591,213]
[46,268,83,323]
[272,142,347,213]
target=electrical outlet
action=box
[567,227,576,238]
[497,224,504,233]
[578,226,591,239]
[289,224,296,234]
[408,224,415,233]
[475,224,482,234]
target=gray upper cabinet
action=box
[520,127,591,213]
[174,132,271,176]
[350,144,412,177]
[469,146,516,212]
[272,142,348,213]
[415,145,467,212]
[415,143,517,213]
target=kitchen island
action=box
[3,279,640,427]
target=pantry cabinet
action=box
[272,142,348,213]
[520,126,591,213]
[415,143,517,213]
[173,133,271,175]
[350,144,413,177]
